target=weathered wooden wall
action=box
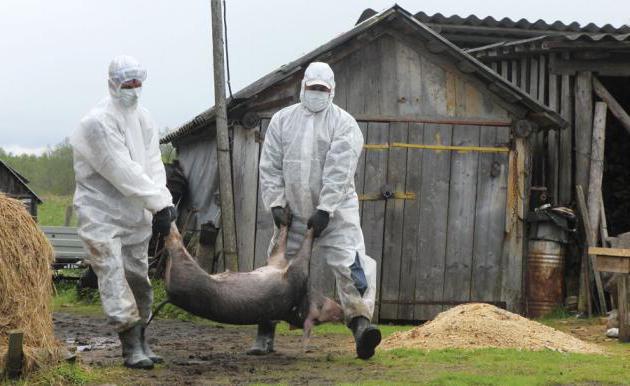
[227,33,526,321]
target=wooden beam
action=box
[558,66,572,205]
[7,329,23,379]
[575,72,593,196]
[592,76,630,135]
[576,185,608,315]
[589,247,630,258]
[600,199,610,247]
[587,102,607,244]
[550,58,630,77]
[619,276,630,342]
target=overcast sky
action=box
[1,0,629,155]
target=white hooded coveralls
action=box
[259,62,377,321]
[70,55,172,332]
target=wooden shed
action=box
[468,33,630,313]
[162,5,565,321]
[0,159,42,218]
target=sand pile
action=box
[0,195,63,374]
[382,303,603,354]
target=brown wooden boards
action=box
[380,122,409,320]
[398,123,424,320]
[559,68,573,205]
[471,126,509,301]
[443,125,481,307]
[414,123,453,320]
[575,72,593,195]
[253,119,274,268]
[232,124,260,271]
[361,122,389,321]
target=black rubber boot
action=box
[348,316,381,360]
[141,326,163,364]
[246,321,276,355]
[119,323,154,369]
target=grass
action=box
[38,194,76,226]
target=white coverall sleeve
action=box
[317,116,364,214]
[258,114,287,210]
[73,117,172,213]
[143,113,173,206]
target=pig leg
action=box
[302,317,316,353]
[246,321,277,356]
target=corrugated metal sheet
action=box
[413,11,630,34]
[162,5,566,144]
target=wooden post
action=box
[210,0,238,272]
[558,57,572,205]
[593,76,630,135]
[575,72,593,197]
[64,205,73,227]
[576,185,608,315]
[619,275,630,342]
[600,199,609,247]
[6,329,23,379]
[587,102,607,244]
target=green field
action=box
[38,194,77,226]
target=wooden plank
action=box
[500,60,509,80]
[491,61,499,72]
[380,122,409,320]
[558,68,573,205]
[600,199,609,247]
[548,53,559,205]
[595,256,630,274]
[414,123,453,320]
[398,123,424,320]
[355,122,368,219]
[7,329,23,379]
[253,119,274,269]
[538,55,546,104]
[576,185,608,314]
[502,137,527,312]
[592,76,630,135]
[232,124,260,271]
[529,57,539,99]
[550,58,630,77]
[510,60,518,85]
[575,72,593,196]
[587,102,607,245]
[519,58,528,90]
[589,247,630,258]
[361,122,389,321]
[443,125,481,307]
[619,275,630,342]
[471,126,504,301]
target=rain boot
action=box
[348,316,381,360]
[246,321,276,355]
[141,326,163,364]
[118,323,154,369]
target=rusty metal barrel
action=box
[526,239,566,317]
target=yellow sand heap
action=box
[382,303,603,354]
[0,194,63,374]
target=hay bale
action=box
[0,194,63,374]
[382,303,604,354]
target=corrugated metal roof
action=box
[162,5,566,144]
[413,11,630,34]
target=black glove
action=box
[307,209,330,237]
[153,206,177,236]
[271,206,290,228]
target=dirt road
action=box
[54,312,363,385]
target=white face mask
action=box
[118,87,142,107]
[302,90,330,113]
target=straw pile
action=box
[382,303,603,354]
[0,195,62,374]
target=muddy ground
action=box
[54,312,366,385]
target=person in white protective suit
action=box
[253,62,381,360]
[70,55,176,369]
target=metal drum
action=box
[526,239,565,318]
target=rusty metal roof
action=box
[162,5,566,144]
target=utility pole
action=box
[210,0,238,272]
